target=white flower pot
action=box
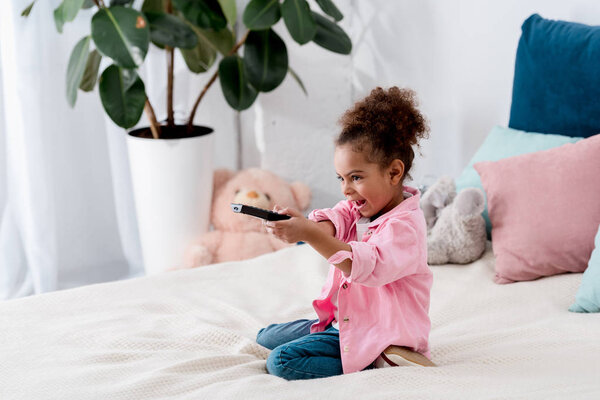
[126,126,214,274]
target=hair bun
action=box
[336,86,429,180]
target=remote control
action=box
[230,203,291,221]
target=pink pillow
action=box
[474,134,600,284]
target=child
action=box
[257,87,433,380]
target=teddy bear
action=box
[180,168,312,268]
[420,175,487,265]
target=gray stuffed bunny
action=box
[420,176,487,265]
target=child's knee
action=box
[265,346,285,377]
[256,328,267,347]
[256,327,265,342]
[256,326,276,349]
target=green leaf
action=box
[281,0,316,45]
[110,0,134,5]
[181,21,234,74]
[82,0,96,9]
[54,8,64,32]
[66,36,91,107]
[179,22,234,73]
[312,11,351,54]
[91,6,150,69]
[243,0,280,30]
[141,0,167,13]
[219,55,258,111]
[315,0,343,22]
[173,0,227,30]
[80,50,102,92]
[200,27,235,56]
[99,65,147,128]
[21,1,36,17]
[180,47,214,73]
[180,26,217,73]
[145,12,198,49]
[244,29,288,92]
[54,0,86,33]
[217,0,236,27]
[288,66,307,96]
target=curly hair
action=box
[336,86,429,181]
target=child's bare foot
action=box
[375,345,436,367]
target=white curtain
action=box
[0,0,134,299]
[0,0,239,299]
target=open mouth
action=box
[354,199,367,209]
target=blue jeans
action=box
[256,319,343,380]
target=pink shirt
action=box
[308,186,433,374]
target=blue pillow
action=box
[570,226,600,313]
[509,14,600,137]
[455,125,582,236]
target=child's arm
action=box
[266,207,353,276]
[269,206,425,287]
[305,225,353,276]
[315,220,335,237]
[307,201,354,241]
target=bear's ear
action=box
[213,169,235,195]
[290,182,311,210]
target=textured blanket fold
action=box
[1,244,599,400]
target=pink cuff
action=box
[348,241,377,284]
[308,208,344,241]
[327,250,353,265]
[308,209,328,223]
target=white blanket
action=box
[1,244,599,400]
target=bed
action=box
[1,243,599,400]
[3,11,600,400]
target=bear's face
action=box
[212,168,311,232]
[231,187,272,211]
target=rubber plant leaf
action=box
[91,6,150,69]
[243,0,281,30]
[281,0,316,45]
[219,55,258,111]
[244,29,288,92]
[79,49,102,92]
[217,0,237,27]
[288,66,307,96]
[315,0,343,21]
[21,1,36,17]
[311,11,351,54]
[66,36,91,107]
[173,0,227,30]
[99,65,147,128]
[54,0,86,33]
[145,12,198,49]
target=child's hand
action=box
[264,205,313,244]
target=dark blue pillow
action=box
[509,14,600,138]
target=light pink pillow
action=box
[474,134,600,284]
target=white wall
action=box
[247,0,600,210]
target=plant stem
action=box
[186,72,218,131]
[144,98,161,139]
[167,47,174,127]
[186,30,250,131]
[166,0,174,127]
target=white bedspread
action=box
[1,244,599,400]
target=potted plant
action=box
[22,0,352,274]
